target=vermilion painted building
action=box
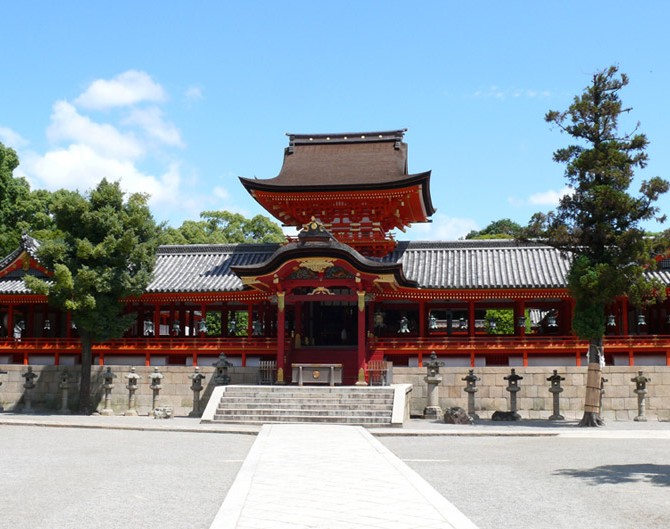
[2,130,670,382]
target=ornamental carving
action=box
[297,258,335,274]
[288,267,318,280]
[325,266,354,279]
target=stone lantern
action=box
[59,371,72,414]
[462,369,480,419]
[631,370,651,422]
[124,367,141,416]
[423,352,444,419]
[149,367,164,410]
[21,367,38,413]
[189,367,206,417]
[101,367,116,416]
[546,370,565,420]
[213,353,233,386]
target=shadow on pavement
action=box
[554,464,670,487]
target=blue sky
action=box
[2,1,669,240]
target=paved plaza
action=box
[1,415,668,529]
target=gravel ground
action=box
[380,435,670,529]
[1,425,255,529]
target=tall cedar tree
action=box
[25,179,159,414]
[524,66,668,426]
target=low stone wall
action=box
[0,365,260,417]
[2,364,668,421]
[393,366,670,421]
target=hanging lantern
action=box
[607,314,617,327]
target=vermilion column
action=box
[276,293,286,376]
[357,291,367,374]
[468,301,475,337]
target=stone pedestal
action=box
[424,374,443,419]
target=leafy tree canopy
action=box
[159,210,285,245]
[0,142,55,255]
[465,218,522,239]
[25,179,160,413]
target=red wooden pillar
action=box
[28,304,35,338]
[418,300,426,338]
[276,293,286,377]
[515,300,526,337]
[357,291,367,373]
[247,303,253,337]
[153,304,160,337]
[468,301,475,338]
[294,302,303,347]
[7,304,14,339]
[136,304,143,337]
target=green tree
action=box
[25,179,160,414]
[523,66,668,426]
[159,211,284,245]
[0,143,55,255]
[465,218,522,239]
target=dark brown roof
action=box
[239,130,433,197]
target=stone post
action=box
[599,376,608,417]
[189,367,206,417]
[124,367,141,416]
[631,370,650,422]
[213,353,233,386]
[423,352,444,419]
[59,371,72,414]
[149,367,164,410]
[21,367,38,413]
[546,369,565,421]
[504,368,523,418]
[0,368,7,412]
[462,369,480,419]
[101,367,116,416]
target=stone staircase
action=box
[209,385,396,426]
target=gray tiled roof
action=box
[386,240,572,289]
[146,240,574,293]
[146,243,280,292]
[5,239,670,296]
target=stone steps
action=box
[210,385,396,426]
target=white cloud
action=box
[473,86,552,100]
[123,107,184,147]
[403,214,479,241]
[0,126,29,149]
[185,85,203,101]
[508,186,572,208]
[528,186,572,206]
[75,70,167,110]
[47,101,144,160]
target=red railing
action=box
[0,337,282,366]
[2,334,669,366]
[370,335,670,366]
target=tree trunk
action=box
[78,332,93,415]
[578,338,605,427]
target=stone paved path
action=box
[209,424,478,529]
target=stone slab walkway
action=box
[209,424,478,529]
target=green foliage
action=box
[465,219,522,240]
[0,143,56,255]
[25,179,160,341]
[484,308,515,334]
[522,66,668,342]
[159,210,285,245]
